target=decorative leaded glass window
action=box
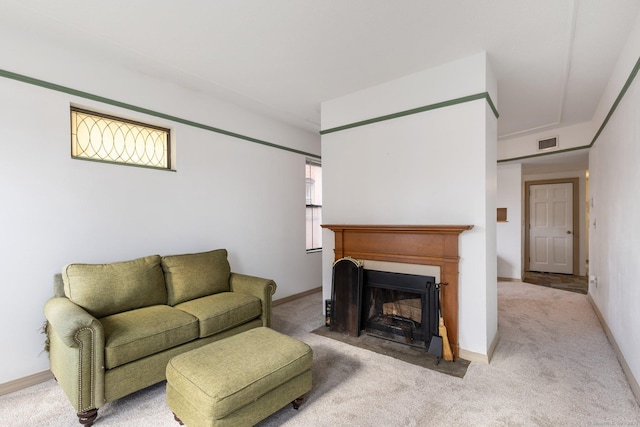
[71,107,170,169]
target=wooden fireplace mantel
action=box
[321,224,473,359]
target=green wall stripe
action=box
[319,92,499,135]
[588,54,640,148]
[497,145,590,164]
[484,92,500,120]
[499,54,640,164]
[0,68,321,159]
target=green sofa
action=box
[43,249,276,426]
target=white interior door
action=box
[529,183,574,274]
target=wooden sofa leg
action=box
[292,395,306,410]
[77,409,98,426]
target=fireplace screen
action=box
[330,257,364,336]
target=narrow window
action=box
[71,107,170,169]
[306,160,322,251]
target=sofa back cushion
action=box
[62,255,167,318]
[161,249,231,306]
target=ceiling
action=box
[2,1,640,170]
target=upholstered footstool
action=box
[166,327,312,426]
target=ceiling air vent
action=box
[537,136,558,151]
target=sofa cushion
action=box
[101,305,199,369]
[175,292,261,338]
[161,249,231,306]
[62,255,167,318]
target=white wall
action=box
[321,53,498,358]
[0,27,321,384]
[497,163,523,279]
[588,10,640,398]
[498,121,592,160]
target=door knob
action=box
[566,230,572,234]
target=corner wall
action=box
[0,26,321,385]
[320,53,498,359]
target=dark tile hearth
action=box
[522,271,588,294]
[311,326,469,378]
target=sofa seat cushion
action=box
[161,249,231,306]
[175,292,261,338]
[101,305,199,369]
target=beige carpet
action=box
[2,281,639,426]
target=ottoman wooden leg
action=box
[292,395,306,410]
[173,413,184,425]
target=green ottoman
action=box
[166,327,313,426]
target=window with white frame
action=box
[306,159,322,251]
[71,107,170,169]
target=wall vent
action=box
[537,136,558,151]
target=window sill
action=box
[306,248,322,254]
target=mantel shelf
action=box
[322,224,473,234]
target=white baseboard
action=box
[273,286,322,306]
[588,293,640,406]
[459,331,500,364]
[487,330,501,363]
[497,277,520,282]
[0,370,54,396]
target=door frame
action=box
[524,178,579,275]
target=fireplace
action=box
[329,257,439,349]
[362,269,438,349]
[322,224,473,359]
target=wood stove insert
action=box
[363,269,438,350]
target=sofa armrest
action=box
[229,273,277,328]
[44,297,105,412]
[45,297,103,348]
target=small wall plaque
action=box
[497,208,508,222]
